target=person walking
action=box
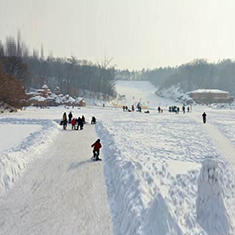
[202,112,207,123]
[68,112,73,124]
[91,139,102,161]
[82,115,86,124]
[77,117,83,130]
[62,112,67,130]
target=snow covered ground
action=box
[0,80,235,235]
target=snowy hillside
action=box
[0,81,235,235]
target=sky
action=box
[1,0,235,70]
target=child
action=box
[91,139,102,161]
[71,118,76,130]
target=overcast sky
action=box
[1,0,235,70]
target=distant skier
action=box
[91,139,102,161]
[202,112,207,124]
[187,107,190,112]
[158,106,161,113]
[182,106,185,114]
[68,112,73,123]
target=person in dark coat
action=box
[77,117,83,130]
[182,106,185,114]
[91,116,96,124]
[62,112,67,129]
[82,115,85,124]
[202,112,207,123]
[68,112,73,123]
[91,139,102,160]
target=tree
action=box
[0,62,26,108]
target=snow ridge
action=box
[96,121,185,235]
[0,118,59,194]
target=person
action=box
[82,115,85,124]
[71,118,76,130]
[62,112,67,130]
[187,107,190,113]
[77,117,83,130]
[158,106,161,113]
[132,105,135,111]
[91,139,102,161]
[182,106,185,114]
[91,116,96,124]
[68,112,73,124]
[202,112,207,123]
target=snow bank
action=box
[96,121,187,235]
[0,118,59,194]
[143,193,183,235]
[196,159,230,235]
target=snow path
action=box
[0,125,113,235]
[190,112,235,170]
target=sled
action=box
[90,156,102,161]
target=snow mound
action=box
[143,193,183,235]
[196,159,230,235]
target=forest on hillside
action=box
[1,33,235,109]
[0,34,117,106]
[116,59,235,96]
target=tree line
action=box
[139,59,235,96]
[115,59,235,97]
[0,33,117,109]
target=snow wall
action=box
[0,118,59,194]
[96,121,183,235]
[196,159,230,235]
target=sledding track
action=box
[0,124,113,235]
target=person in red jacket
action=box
[71,118,76,130]
[91,139,102,161]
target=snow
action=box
[189,89,229,94]
[29,95,46,102]
[196,159,229,235]
[0,80,234,235]
[0,118,59,193]
[0,124,41,153]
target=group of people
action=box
[61,112,102,161]
[61,112,96,130]
[168,106,190,113]
[123,103,141,112]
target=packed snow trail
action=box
[190,111,235,170]
[0,125,113,235]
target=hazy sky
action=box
[1,0,235,70]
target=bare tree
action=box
[5,37,17,56]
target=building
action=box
[187,89,233,104]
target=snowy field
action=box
[0,80,235,235]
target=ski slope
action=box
[113,80,176,109]
[0,80,235,235]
